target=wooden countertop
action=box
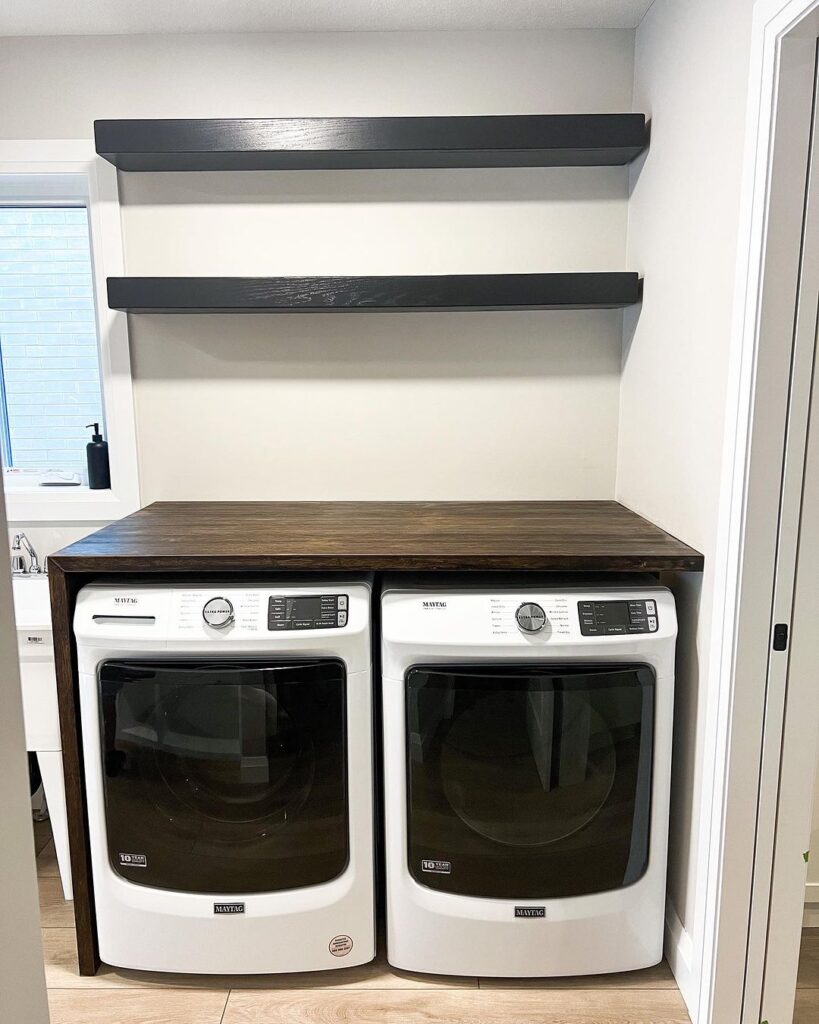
[49,500,703,573]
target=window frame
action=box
[0,141,139,522]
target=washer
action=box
[381,580,676,977]
[75,580,374,974]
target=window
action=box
[0,142,139,521]
[0,205,104,479]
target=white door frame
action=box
[700,1,819,1022]
[0,471,49,1019]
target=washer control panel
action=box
[268,594,348,631]
[578,599,658,636]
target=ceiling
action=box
[0,0,654,36]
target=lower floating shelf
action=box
[106,273,642,314]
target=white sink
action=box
[11,575,57,748]
[12,575,52,630]
[10,572,73,901]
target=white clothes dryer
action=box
[75,580,374,974]
[381,580,676,977]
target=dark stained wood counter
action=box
[48,500,702,976]
[49,500,703,573]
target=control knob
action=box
[202,596,234,629]
[516,602,548,634]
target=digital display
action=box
[288,597,323,619]
[604,601,631,626]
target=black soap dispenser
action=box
[85,422,111,490]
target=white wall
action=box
[0,30,634,503]
[0,31,635,134]
[5,523,108,565]
[617,0,754,1011]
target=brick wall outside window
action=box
[0,206,103,477]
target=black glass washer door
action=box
[99,659,348,894]
[406,663,654,900]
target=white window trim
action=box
[0,140,139,522]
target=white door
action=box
[755,325,819,1023]
[747,39,819,1024]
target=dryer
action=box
[381,580,676,977]
[75,580,374,974]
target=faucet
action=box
[11,532,44,576]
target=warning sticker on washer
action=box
[329,934,353,957]
[421,858,452,875]
[118,853,147,868]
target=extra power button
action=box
[516,602,548,634]
[202,597,234,629]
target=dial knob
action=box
[202,596,234,629]
[516,602,548,634]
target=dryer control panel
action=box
[380,585,675,652]
[578,599,658,636]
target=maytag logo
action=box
[514,907,545,918]
[114,597,138,604]
[422,601,447,609]
[26,635,45,645]
[214,902,245,915]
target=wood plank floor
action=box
[32,821,697,1023]
[796,929,819,1024]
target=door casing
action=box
[700,3,819,1022]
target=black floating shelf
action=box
[107,274,642,314]
[94,115,648,172]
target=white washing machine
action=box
[75,580,375,974]
[381,580,676,977]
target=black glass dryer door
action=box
[99,659,348,894]
[406,663,654,900]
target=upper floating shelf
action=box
[107,273,642,314]
[94,115,649,172]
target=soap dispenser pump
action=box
[85,422,111,490]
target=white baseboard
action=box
[665,899,699,1022]
[804,902,819,928]
[805,882,819,926]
